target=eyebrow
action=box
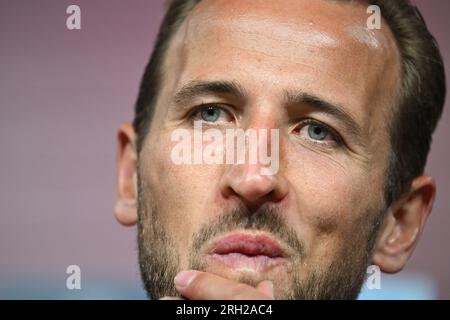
[173,80,247,106]
[172,80,362,138]
[284,91,362,138]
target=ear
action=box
[372,176,436,273]
[115,122,138,226]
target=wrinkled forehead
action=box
[173,0,398,83]
[164,0,400,124]
[184,0,396,57]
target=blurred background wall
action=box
[0,0,449,299]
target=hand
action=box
[160,270,275,300]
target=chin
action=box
[199,253,292,289]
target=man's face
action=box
[137,0,400,299]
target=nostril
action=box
[219,162,289,209]
[230,175,277,204]
[266,190,276,199]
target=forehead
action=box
[163,0,400,134]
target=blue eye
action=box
[307,124,329,141]
[201,106,221,122]
[192,105,233,124]
[296,121,339,146]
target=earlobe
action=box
[115,198,138,226]
[372,176,435,273]
[372,206,412,273]
[115,122,138,226]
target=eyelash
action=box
[294,119,343,146]
[187,103,234,122]
[185,104,344,146]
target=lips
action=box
[206,232,288,272]
[212,233,286,257]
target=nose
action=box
[219,129,288,211]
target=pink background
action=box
[0,0,449,299]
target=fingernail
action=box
[174,271,196,288]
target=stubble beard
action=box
[137,172,385,300]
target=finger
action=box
[160,296,184,300]
[174,270,274,300]
[256,280,275,299]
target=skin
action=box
[115,0,436,299]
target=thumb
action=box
[256,280,275,299]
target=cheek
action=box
[285,147,383,255]
[140,131,222,265]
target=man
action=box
[115,0,446,299]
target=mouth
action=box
[205,231,289,272]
